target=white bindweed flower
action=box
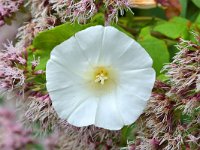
[46,25,155,130]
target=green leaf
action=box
[91,13,105,25]
[179,0,188,17]
[138,26,152,40]
[0,96,3,104]
[170,16,189,24]
[157,74,169,82]
[181,113,193,124]
[153,17,190,39]
[192,0,200,8]
[186,0,200,21]
[138,27,170,76]
[120,124,136,146]
[189,13,200,42]
[195,12,200,24]
[27,144,44,150]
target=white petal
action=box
[50,36,91,74]
[99,26,134,65]
[98,26,152,70]
[113,41,153,70]
[50,85,89,119]
[68,97,98,127]
[116,88,147,125]
[95,92,124,130]
[119,68,155,100]
[46,60,83,91]
[75,25,104,65]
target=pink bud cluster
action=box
[0,108,34,150]
[50,0,130,24]
[0,0,23,26]
[0,41,46,98]
[67,0,97,23]
[0,42,25,90]
[104,0,130,24]
[16,16,56,48]
[164,37,200,97]
[24,95,58,130]
[50,121,121,149]
[50,0,97,23]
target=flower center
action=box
[85,66,118,96]
[94,67,109,85]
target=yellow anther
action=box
[94,67,109,85]
[95,73,108,85]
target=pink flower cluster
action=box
[50,121,121,149]
[67,0,97,23]
[0,108,34,150]
[104,0,130,24]
[0,0,23,26]
[50,0,130,24]
[24,94,57,130]
[50,0,96,23]
[0,41,46,99]
[0,41,25,90]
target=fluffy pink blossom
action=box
[50,0,131,24]
[50,0,97,23]
[0,42,25,90]
[0,0,23,26]
[105,0,130,24]
[0,108,34,150]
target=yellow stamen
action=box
[94,67,109,85]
